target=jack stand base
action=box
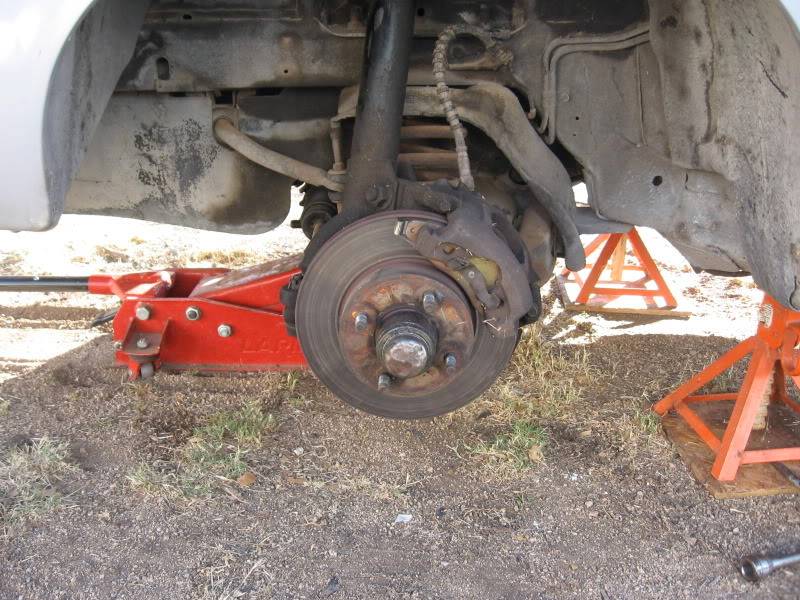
[556,228,689,318]
[655,295,800,482]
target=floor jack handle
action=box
[0,276,90,292]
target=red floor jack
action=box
[655,295,800,481]
[0,257,307,378]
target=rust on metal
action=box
[337,259,475,396]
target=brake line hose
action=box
[434,25,496,191]
[433,25,513,191]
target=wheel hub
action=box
[295,211,518,418]
[337,256,475,395]
[375,307,438,379]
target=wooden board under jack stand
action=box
[557,228,692,319]
[555,276,692,319]
[662,401,800,499]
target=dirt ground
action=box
[1,206,798,599]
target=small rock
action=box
[321,575,340,597]
[237,472,257,487]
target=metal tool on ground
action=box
[655,294,800,481]
[556,227,688,317]
[0,257,307,378]
[740,551,800,582]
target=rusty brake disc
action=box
[295,210,518,418]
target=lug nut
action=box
[422,291,438,312]
[354,312,369,332]
[185,306,202,321]
[377,373,392,390]
[136,337,149,349]
[135,305,151,321]
[113,341,123,350]
[444,352,458,372]
[217,324,233,338]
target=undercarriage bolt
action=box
[135,304,151,321]
[113,341,123,350]
[354,312,369,331]
[365,187,379,204]
[136,337,149,349]
[444,352,458,372]
[185,306,202,321]
[377,373,392,390]
[217,324,233,338]
[422,291,438,312]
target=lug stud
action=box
[217,324,233,338]
[354,312,369,332]
[444,352,457,372]
[377,373,392,390]
[422,291,438,312]
[185,306,202,321]
[135,304,151,321]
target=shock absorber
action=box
[339,0,416,213]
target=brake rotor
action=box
[295,210,518,418]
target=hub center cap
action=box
[375,308,438,379]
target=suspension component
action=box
[291,187,338,239]
[339,0,415,213]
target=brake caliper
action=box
[397,197,536,337]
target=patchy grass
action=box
[455,326,593,471]
[0,397,10,417]
[468,420,547,471]
[282,370,327,410]
[128,399,277,499]
[600,403,669,457]
[0,252,21,269]
[198,400,277,448]
[191,249,262,268]
[94,245,129,263]
[0,438,75,534]
[482,326,592,423]
[637,408,662,435]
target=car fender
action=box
[0,0,147,231]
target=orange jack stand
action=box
[654,295,800,481]
[560,228,678,310]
